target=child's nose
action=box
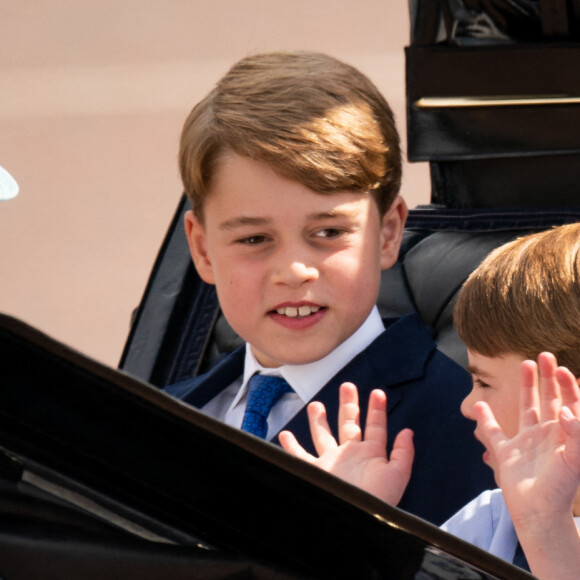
[460,391,476,421]
[278,260,319,287]
[271,248,319,287]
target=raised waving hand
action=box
[279,382,414,505]
[473,352,580,580]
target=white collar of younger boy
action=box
[235,305,385,408]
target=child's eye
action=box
[473,377,491,389]
[237,235,268,245]
[313,228,344,239]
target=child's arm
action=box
[474,353,580,580]
[279,382,414,505]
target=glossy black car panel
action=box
[0,314,533,579]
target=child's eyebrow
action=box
[466,364,491,378]
[218,216,271,231]
[218,209,358,230]
[309,209,358,220]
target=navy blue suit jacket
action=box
[166,314,495,525]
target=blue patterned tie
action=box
[241,374,292,438]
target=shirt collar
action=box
[234,306,384,406]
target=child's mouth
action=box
[274,305,321,319]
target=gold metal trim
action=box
[414,95,580,108]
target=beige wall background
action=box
[0,1,430,367]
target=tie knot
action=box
[241,374,292,438]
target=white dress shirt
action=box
[201,306,385,440]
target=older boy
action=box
[165,51,494,525]
[281,223,580,576]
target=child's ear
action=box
[379,196,408,270]
[184,210,216,285]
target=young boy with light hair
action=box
[281,222,580,578]
[165,50,494,525]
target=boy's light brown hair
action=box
[454,223,580,376]
[179,50,401,221]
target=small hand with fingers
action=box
[279,382,414,505]
[473,353,580,579]
[473,352,580,526]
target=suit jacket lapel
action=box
[277,314,436,453]
[178,346,246,408]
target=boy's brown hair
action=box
[179,51,401,221]
[454,223,580,376]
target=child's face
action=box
[461,350,525,473]
[185,153,407,368]
[462,350,524,438]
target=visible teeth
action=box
[276,305,320,318]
